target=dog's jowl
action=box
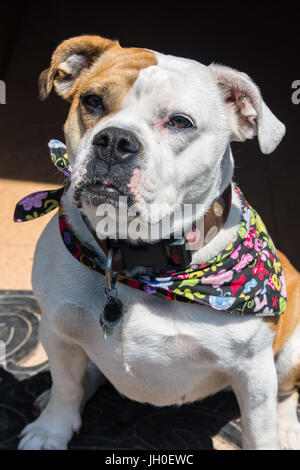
[15,35,300,450]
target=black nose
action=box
[93,127,141,162]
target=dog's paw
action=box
[278,420,300,450]
[18,411,81,450]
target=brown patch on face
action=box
[74,46,157,133]
[39,35,157,158]
[65,45,157,156]
[264,250,300,357]
[39,36,157,159]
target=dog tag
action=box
[101,247,124,340]
[102,297,124,329]
[100,297,124,341]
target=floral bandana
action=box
[14,140,287,317]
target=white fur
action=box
[18,51,292,450]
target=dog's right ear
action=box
[209,63,286,154]
[39,35,118,101]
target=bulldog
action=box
[17,35,300,450]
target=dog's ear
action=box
[39,35,118,101]
[209,63,285,154]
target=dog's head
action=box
[40,35,285,238]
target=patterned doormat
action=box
[0,290,244,450]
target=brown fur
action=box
[39,35,118,101]
[264,250,300,357]
[39,35,157,157]
[75,46,158,131]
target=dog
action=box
[17,35,300,450]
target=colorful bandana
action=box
[14,140,287,316]
[14,140,71,222]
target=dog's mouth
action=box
[87,179,121,196]
[73,178,134,208]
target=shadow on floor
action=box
[0,367,241,450]
[0,289,241,450]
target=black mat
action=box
[0,290,242,450]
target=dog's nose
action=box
[92,127,141,162]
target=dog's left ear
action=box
[39,35,118,101]
[209,64,285,154]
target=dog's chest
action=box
[63,291,231,406]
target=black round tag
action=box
[102,298,124,328]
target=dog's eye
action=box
[168,115,194,129]
[81,94,104,113]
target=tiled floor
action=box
[0,179,60,290]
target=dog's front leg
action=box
[229,350,279,450]
[18,318,88,450]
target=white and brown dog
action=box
[18,35,300,450]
